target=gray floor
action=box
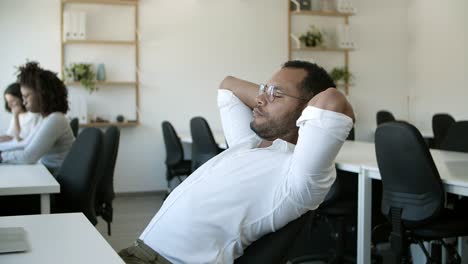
[95,192,165,252]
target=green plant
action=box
[65,63,97,93]
[299,25,323,47]
[329,67,353,84]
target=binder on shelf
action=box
[71,11,79,40]
[336,0,357,14]
[77,12,87,40]
[336,24,354,49]
[63,11,71,41]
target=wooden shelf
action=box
[290,10,354,17]
[62,0,137,6]
[292,47,354,52]
[63,40,135,45]
[80,121,139,128]
[66,81,137,86]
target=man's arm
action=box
[308,88,355,122]
[219,76,259,110]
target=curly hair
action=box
[4,82,26,113]
[282,60,336,99]
[17,61,69,115]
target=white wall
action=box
[0,0,410,192]
[408,0,468,132]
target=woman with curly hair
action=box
[0,82,41,142]
[0,62,75,174]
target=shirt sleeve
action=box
[285,106,353,210]
[5,116,15,136]
[218,89,258,147]
[1,113,68,164]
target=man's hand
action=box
[308,88,355,122]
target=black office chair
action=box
[70,117,79,138]
[376,110,395,126]
[52,127,103,225]
[190,117,222,171]
[162,121,191,193]
[289,173,358,264]
[432,113,455,149]
[439,121,468,153]
[234,211,315,264]
[95,126,120,236]
[375,121,468,263]
[347,126,355,141]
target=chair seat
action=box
[319,200,356,216]
[168,160,191,178]
[411,208,468,239]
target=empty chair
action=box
[375,121,468,263]
[432,113,455,149]
[69,117,79,138]
[52,127,103,225]
[439,121,468,153]
[376,110,395,126]
[162,121,191,193]
[190,117,222,171]
[95,126,120,236]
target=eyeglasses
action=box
[258,84,308,103]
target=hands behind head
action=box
[307,88,355,122]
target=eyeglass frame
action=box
[258,84,308,103]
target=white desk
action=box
[0,213,124,264]
[336,141,468,264]
[180,131,227,149]
[0,164,60,214]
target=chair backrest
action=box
[190,117,220,171]
[432,113,455,149]
[347,126,355,141]
[95,126,120,210]
[54,127,103,225]
[234,211,314,264]
[70,117,79,138]
[162,121,185,167]
[375,122,444,224]
[439,121,468,153]
[376,110,395,126]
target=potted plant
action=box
[299,25,323,47]
[65,63,97,93]
[329,67,353,85]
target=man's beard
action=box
[250,109,302,141]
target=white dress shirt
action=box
[139,90,353,263]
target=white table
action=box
[0,164,60,214]
[0,213,124,263]
[336,141,468,264]
[180,131,227,149]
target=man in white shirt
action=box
[120,61,355,264]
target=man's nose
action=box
[255,93,267,106]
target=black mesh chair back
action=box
[95,126,120,235]
[432,113,455,149]
[54,127,103,225]
[375,122,444,225]
[347,126,355,141]
[190,117,221,171]
[235,211,314,264]
[162,121,185,167]
[70,117,79,138]
[439,121,468,153]
[376,110,395,126]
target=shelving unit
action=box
[288,2,354,95]
[60,0,139,128]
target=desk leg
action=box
[40,194,51,214]
[357,168,372,264]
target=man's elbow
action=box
[309,88,355,122]
[219,76,235,90]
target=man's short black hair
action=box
[4,82,26,113]
[17,61,69,115]
[282,60,336,99]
